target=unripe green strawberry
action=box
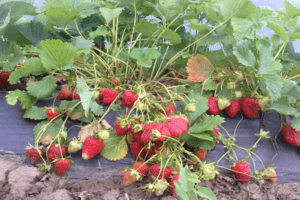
[217,97,231,110]
[227,82,236,90]
[185,103,196,113]
[258,96,270,111]
[234,71,243,80]
[154,180,169,196]
[92,90,100,101]
[201,162,219,180]
[54,131,68,143]
[68,137,83,154]
[235,91,242,98]
[97,130,110,140]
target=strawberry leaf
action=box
[220,0,255,20]
[268,97,300,117]
[71,36,94,50]
[196,186,217,200]
[90,101,103,116]
[100,7,123,24]
[23,106,47,120]
[264,74,283,102]
[39,39,78,70]
[203,79,218,91]
[291,117,300,131]
[76,77,94,117]
[158,28,182,44]
[233,42,256,68]
[100,131,128,161]
[186,54,213,82]
[6,89,37,109]
[135,20,158,36]
[8,58,48,84]
[185,136,215,150]
[26,74,57,99]
[280,81,300,103]
[189,115,225,134]
[258,45,283,75]
[89,25,107,39]
[284,0,300,18]
[0,42,25,71]
[33,119,64,144]
[74,1,100,18]
[0,6,10,34]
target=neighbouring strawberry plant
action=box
[1,0,300,199]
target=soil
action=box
[1,157,300,200]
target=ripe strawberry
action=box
[111,78,119,86]
[130,140,146,160]
[130,124,145,143]
[149,163,174,181]
[82,136,105,160]
[231,161,250,183]
[212,128,220,147]
[47,144,66,161]
[102,88,118,105]
[194,148,207,160]
[159,105,176,116]
[123,162,149,186]
[70,90,80,100]
[169,72,182,79]
[68,137,83,154]
[122,90,138,107]
[53,158,71,175]
[146,142,163,158]
[28,77,35,82]
[46,108,59,121]
[165,116,188,137]
[133,162,149,177]
[240,97,259,118]
[224,100,240,118]
[170,174,179,196]
[98,88,105,101]
[57,88,71,100]
[281,124,300,146]
[217,97,231,110]
[207,97,221,115]
[0,71,10,87]
[115,119,130,136]
[213,79,219,83]
[141,123,171,143]
[26,147,43,164]
[123,170,138,186]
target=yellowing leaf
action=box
[78,122,102,142]
[100,131,128,161]
[186,54,213,82]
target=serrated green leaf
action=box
[89,25,107,39]
[100,131,128,161]
[129,48,161,68]
[291,117,300,131]
[158,28,182,44]
[268,97,300,116]
[33,119,64,144]
[39,39,78,70]
[23,106,47,120]
[203,79,218,91]
[76,77,93,117]
[8,58,48,84]
[281,81,300,103]
[284,0,300,18]
[74,1,100,18]
[176,85,186,94]
[100,7,123,24]
[27,75,57,99]
[71,36,94,49]
[258,45,283,75]
[6,89,37,109]
[220,0,255,20]
[233,42,256,68]
[189,115,225,134]
[196,186,217,200]
[266,22,288,43]
[0,6,10,34]
[264,74,283,102]
[196,30,227,46]
[190,132,214,141]
[59,100,79,111]
[0,43,25,71]
[17,21,52,46]
[90,101,103,116]
[231,17,266,40]
[135,20,158,36]
[183,134,215,150]
[187,24,212,32]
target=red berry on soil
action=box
[231,161,250,183]
[149,163,174,181]
[46,108,59,121]
[170,174,179,196]
[57,88,71,100]
[165,117,187,137]
[54,158,71,175]
[281,124,300,146]
[224,100,240,118]
[129,124,145,143]
[102,88,118,105]
[70,90,80,100]
[130,140,146,160]
[115,119,130,136]
[26,147,43,164]
[0,71,10,87]
[81,137,105,160]
[47,144,66,161]
[240,97,259,118]
[207,97,221,115]
[194,148,207,160]
[146,142,163,158]
[133,162,149,177]
[159,105,176,116]
[122,90,138,107]
[123,170,138,186]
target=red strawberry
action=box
[133,162,149,177]
[18,60,25,66]
[81,137,105,160]
[207,97,220,115]
[231,161,250,183]
[130,140,146,160]
[212,128,220,147]
[224,100,240,118]
[102,88,118,105]
[53,158,71,175]
[240,97,259,118]
[26,147,43,164]
[57,88,71,100]
[122,90,138,107]
[281,124,300,146]
[141,123,171,143]
[170,174,179,196]
[169,72,182,79]
[70,90,80,100]
[213,79,219,83]
[98,88,105,101]
[123,170,138,186]
[130,124,145,143]
[101,44,105,50]
[194,148,207,160]
[112,78,119,86]
[149,163,174,181]
[115,119,130,136]
[47,144,66,161]
[165,116,188,137]
[159,105,176,116]
[145,142,163,158]
[28,77,35,82]
[46,108,59,121]
[0,71,10,87]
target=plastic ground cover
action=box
[0,90,299,183]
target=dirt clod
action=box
[103,189,120,200]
